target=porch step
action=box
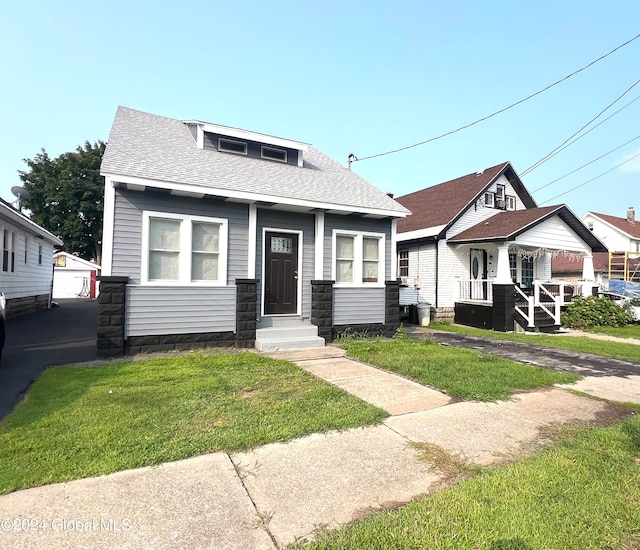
[255,325,325,352]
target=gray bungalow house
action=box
[98,107,409,356]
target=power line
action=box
[351,33,640,164]
[522,94,640,177]
[521,79,640,176]
[531,135,640,193]
[539,152,640,205]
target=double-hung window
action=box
[142,211,228,285]
[333,230,384,286]
[2,228,16,273]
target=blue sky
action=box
[1,1,638,219]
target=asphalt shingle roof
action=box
[589,211,640,239]
[395,162,510,233]
[449,206,563,241]
[101,107,409,216]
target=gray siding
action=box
[333,287,385,324]
[125,285,236,337]
[112,189,249,284]
[256,209,315,318]
[323,215,392,280]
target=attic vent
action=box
[218,138,247,155]
[261,146,287,163]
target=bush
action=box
[561,295,633,329]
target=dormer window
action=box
[261,146,287,163]
[506,195,516,210]
[218,138,247,155]
[484,192,494,208]
[495,184,505,199]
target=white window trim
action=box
[261,145,287,163]
[260,227,303,317]
[506,195,516,211]
[141,211,228,286]
[218,137,247,155]
[484,192,494,208]
[332,229,385,288]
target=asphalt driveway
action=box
[410,328,640,377]
[0,299,97,419]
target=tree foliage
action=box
[19,141,105,263]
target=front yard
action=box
[340,338,579,401]
[0,352,386,495]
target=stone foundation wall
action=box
[5,294,50,319]
[433,307,455,322]
[124,331,236,355]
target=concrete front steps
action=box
[255,321,325,352]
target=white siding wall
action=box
[514,217,590,252]
[399,244,437,306]
[125,286,236,337]
[0,220,56,300]
[436,239,469,308]
[582,214,636,252]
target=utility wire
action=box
[539,152,640,205]
[351,33,640,164]
[522,94,640,177]
[521,79,640,176]
[531,135,640,193]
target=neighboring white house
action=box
[52,252,100,299]
[395,162,607,331]
[581,208,640,284]
[582,208,640,253]
[0,198,63,318]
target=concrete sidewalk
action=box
[0,346,634,549]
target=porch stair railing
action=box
[515,281,574,328]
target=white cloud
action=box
[618,146,640,173]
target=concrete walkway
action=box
[0,346,635,549]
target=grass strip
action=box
[340,339,579,401]
[298,414,640,549]
[0,352,386,494]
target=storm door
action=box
[470,249,488,300]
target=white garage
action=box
[52,252,101,299]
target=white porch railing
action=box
[459,279,582,328]
[457,280,493,302]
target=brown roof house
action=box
[395,162,606,331]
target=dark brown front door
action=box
[264,231,298,314]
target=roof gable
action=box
[0,199,63,246]
[587,211,640,239]
[101,107,409,217]
[449,205,607,252]
[395,162,536,235]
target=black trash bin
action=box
[408,304,418,325]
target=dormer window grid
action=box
[261,146,287,163]
[218,138,248,156]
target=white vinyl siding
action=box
[0,219,56,300]
[514,217,590,252]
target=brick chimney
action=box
[628,207,635,224]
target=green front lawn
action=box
[0,352,386,495]
[429,323,640,363]
[340,339,579,401]
[298,414,640,549]
[588,323,640,340]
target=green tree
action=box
[19,141,105,263]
